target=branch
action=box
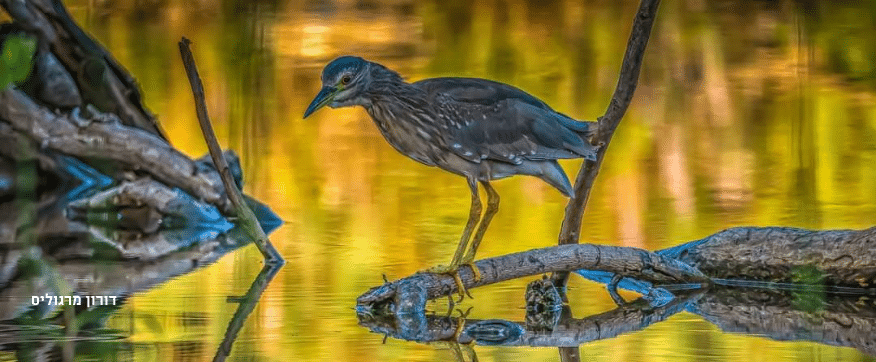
[178,37,283,264]
[559,0,660,244]
[357,244,707,308]
[0,88,230,212]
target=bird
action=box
[303,56,598,298]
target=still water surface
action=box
[11,0,876,360]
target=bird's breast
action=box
[365,103,441,167]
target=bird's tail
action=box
[557,114,597,139]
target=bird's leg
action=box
[460,181,499,281]
[426,178,481,299]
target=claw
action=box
[463,262,482,282]
[425,264,471,301]
[451,271,470,301]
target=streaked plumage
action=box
[304,56,598,296]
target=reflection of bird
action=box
[304,56,598,296]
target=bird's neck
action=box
[364,64,411,99]
[362,64,430,114]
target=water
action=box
[3,0,876,361]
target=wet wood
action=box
[660,226,876,288]
[360,226,875,313]
[357,244,708,308]
[0,88,231,213]
[1,0,166,139]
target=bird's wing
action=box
[414,78,597,164]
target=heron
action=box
[303,56,598,297]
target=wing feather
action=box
[414,78,597,164]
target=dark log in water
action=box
[660,226,876,288]
[0,0,281,263]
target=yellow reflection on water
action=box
[54,0,876,361]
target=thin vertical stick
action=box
[554,0,661,284]
[178,37,283,264]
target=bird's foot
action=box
[425,264,473,301]
[458,252,482,282]
[461,262,482,282]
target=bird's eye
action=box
[341,75,352,85]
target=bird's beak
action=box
[303,86,340,118]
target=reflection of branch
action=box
[213,263,282,362]
[358,290,701,347]
[361,285,876,357]
[358,244,707,309]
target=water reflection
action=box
[4,0,876,361]
[0,143,281,360]
[359,284,876,357]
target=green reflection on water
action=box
[37,0,876,361]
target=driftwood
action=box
[0,88,232,213]
[357,244,708,309]
[660,226,876,288]
[2,0,165,138]
[360,227,875,312]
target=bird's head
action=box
[303,56,372,118]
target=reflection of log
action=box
[690,286,876,356]
[357,244,708,309]
[358,290,701,347]
[0,229,249,321]
[359,285,876,357]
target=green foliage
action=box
[0,33,37,89]
[790,265,827,313]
